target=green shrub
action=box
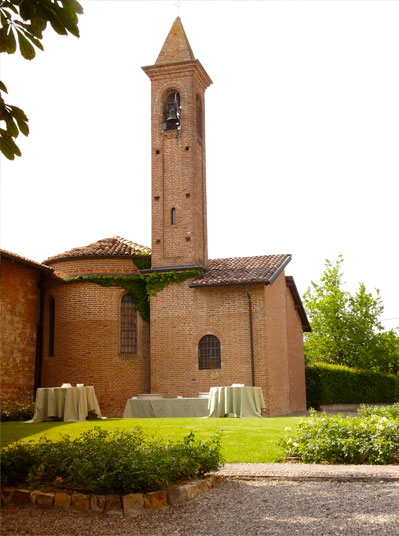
[279,410,399,465]
[0,427,223,494]
[306,363,398,408]
[357,403,399,419]
[0,400,34,421]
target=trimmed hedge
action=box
[0,427,223,495]
[306,362,398,408]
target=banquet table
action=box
[207,386,265,418]
[123,397,209,418]
[26,386,103,423]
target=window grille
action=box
[120,294,137,354]
[199,335,221,370]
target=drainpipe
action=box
[245,286,255,387]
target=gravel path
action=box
[2,465,399,536]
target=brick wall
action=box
[150,279,260,397]
[145,67,210,268]
[285,286,307,412]
[262,273,291,416]
[0,257,41,403]
[47,257,141,277]
[41,257,150,417]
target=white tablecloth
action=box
[207,386,265,418]
[123,398,209,418]
[26,386,103,423]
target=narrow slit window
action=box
[171,207,176,225]
[120,294,137,354]
[199,335,221,370]
[48,297,55,357]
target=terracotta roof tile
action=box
[191,254,291,287]
[44,236,151,264]
[0,249,54,273]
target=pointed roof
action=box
[44,236,151,264]
[155,17,195,65]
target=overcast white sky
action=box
[1,0,398,330]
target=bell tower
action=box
[142,18,212,269]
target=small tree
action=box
[303,255,399,374]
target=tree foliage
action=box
[0,0,83,160]
[303,255,399,374]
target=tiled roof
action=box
[155,17,195,65]
[190,254,291,287]
[44,237,151,264]
[0,249,54,273]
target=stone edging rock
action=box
[1,475,223,517]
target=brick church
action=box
[0,18,310,417]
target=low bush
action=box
[0,427,223,494]
[0,400,34,422]
[357,403,399,419]
[279,410,399,465]
[306,363,398,408]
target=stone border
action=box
[1,475,222,517]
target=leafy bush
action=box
[279,410,399,465]
[0,427,223,494]
[357,403,399,419]
[0,400,34,421]
[306,362,398,408]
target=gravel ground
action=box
[2,479,399,536]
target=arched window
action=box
[48,297,55,357]
[162,90,181,131]
[196,94,202,139]
[199,335,221,370]
[120,294,137,354]
[171,207,176,225]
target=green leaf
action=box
[17,25,45,51]
[6,116,19,138]
[0,80,8,94]
[0,26,17,54]
[9,106,29,134]
[30,17,47,38]
[17,30,36,60]
[0,128,21,160]
[10,106,29,136]
[49,15,68,36]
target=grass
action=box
[0,417,301,463]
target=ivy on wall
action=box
[64,268,202,323]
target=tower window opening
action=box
[162,90,181,131]
[171,208,177,225]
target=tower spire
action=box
[155,17,195,65]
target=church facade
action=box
[0,18,310,417]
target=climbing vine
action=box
[63,269,202,322]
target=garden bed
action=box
[1,475,223,516]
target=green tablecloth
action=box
[123,398,209,418]
[26,386,103,423]
[207,386,265,418]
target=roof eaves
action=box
[1,249,54,274]
[285,275,311,332]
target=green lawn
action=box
[0,417,301,462]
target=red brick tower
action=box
[142,18,212,269]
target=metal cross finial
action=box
[175,0,182,16]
